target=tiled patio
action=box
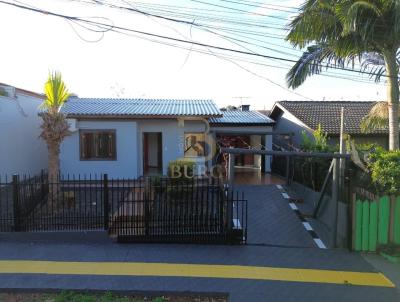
[229,167,286,186]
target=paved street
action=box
[0,185,398,301]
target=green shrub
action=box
[296,124,337,191]
[368,147,400,195]
[167,159,196,179]
[167,160,196,200]
[301,124,331,152]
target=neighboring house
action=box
[0,83,48,176]
[60,98,274,178]
[269,101,388,148]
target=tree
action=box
[286,0,400,150]
[39,71,70,183]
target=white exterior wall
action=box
[60,120,139,178]
[250,135,261,168]
[0,92,47,176]
[137,119,207,175]
[60,118,208,178]
[265,132,272,172]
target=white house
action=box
[59,98,274,178]
[0,83,48,176]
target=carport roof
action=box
[60,97,223,118]
[209,110,275,126]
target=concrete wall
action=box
[0,93,47,176]
[289,181,349,248]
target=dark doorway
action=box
[143,132,162,175]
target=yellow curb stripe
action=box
[0,260,394,288]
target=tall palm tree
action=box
[286,0,400,150]
[39,71,70,182]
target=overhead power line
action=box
[189,0,294,21]
[0,0,393,82]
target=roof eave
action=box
[65,113,223,119]
[210,122,275,127]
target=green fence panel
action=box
[394,197,400,245]
[378,196,390,245]
[362,201,370,252]
[369,201,378,252]
[355,200,363,251]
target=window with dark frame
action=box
[80,130,116,160]
[184,133,206,157]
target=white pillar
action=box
[264,134,272,172]
[207,131,217,169]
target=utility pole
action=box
[339,107,346,154]
[339,107,346,200]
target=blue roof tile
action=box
[61,98,222,117]
[209,110,275,125]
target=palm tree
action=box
[286,0,400,150]
[360,51,400,132]
[39,71,70,182]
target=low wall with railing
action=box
[0,173,247,244]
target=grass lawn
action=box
[0,291,227,302]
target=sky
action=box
[0,0,388,109]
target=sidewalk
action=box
[363,254,400,295]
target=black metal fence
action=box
[0,173,247,244]
[271,154,333,191]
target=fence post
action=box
[285,155,290,185]
[227,153,235,231]
[103,174,109,230]
[347,167,355,250]
[332,158,339,248]
[12,174,20,232]
[228,152,235,188]
[145,177,150,236]
[40,169,46,201]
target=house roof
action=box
[0,82,44,99]
[61,98,222,118]
[209,110,275,126]
[270,100,387,135]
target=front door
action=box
[143,132,163,175]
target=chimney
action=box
[240,104,250,111]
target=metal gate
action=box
[107,177,247,244]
